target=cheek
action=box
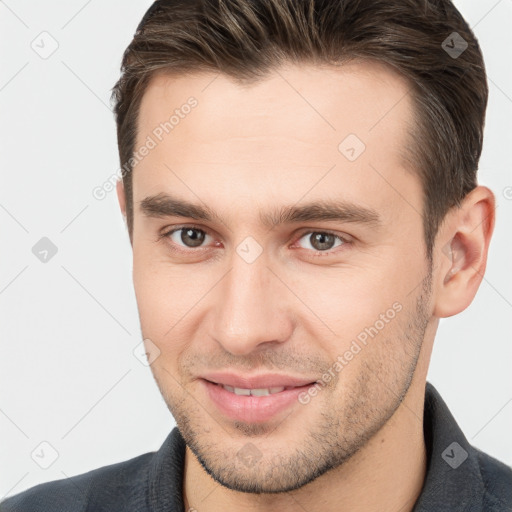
[286,266,399,335]
[281,262,415,375]
[132,244,177,336]
[132,268,191,375]
[132,248,215,346]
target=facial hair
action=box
[151,269,432,494]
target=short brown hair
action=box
[111,0,488,260]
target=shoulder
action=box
[0,451,155,512]
[475,447,512,511]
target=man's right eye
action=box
[160,226,214,250]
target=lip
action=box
[200,371,317,389]
[199,373,318,423]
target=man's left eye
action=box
[295,231,347,252]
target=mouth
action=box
[207,381,310,396]
[200,376,318,424]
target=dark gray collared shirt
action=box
[2,382,511,511]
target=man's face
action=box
[129,61,434,492]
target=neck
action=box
[182,380,427,512]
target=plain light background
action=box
[1,0,511,499]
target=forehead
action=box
[137,59,414,145]
[133,60,421,229]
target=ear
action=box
[432,185,496,318]
[116,179,127,220]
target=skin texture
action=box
[116,60,495,512]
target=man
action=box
[2,0,511,511]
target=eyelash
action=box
[158,224,351,257]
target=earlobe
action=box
[432,186,496,318]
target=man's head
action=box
[111,0,494,496]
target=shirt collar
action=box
[412,381,485,511]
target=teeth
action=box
[221,384,286,396]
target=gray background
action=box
[1,0,511,499]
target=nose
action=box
[210,251,294,356]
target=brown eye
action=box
[166,227,210,248]
[296,231,347,252]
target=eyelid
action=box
[293,228,353,243]
[159,223,209,238]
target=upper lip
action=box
[201,372,317,389]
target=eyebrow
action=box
[139,192,382,229]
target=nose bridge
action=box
[211,248,291,355]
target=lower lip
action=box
[201,379,315,423]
